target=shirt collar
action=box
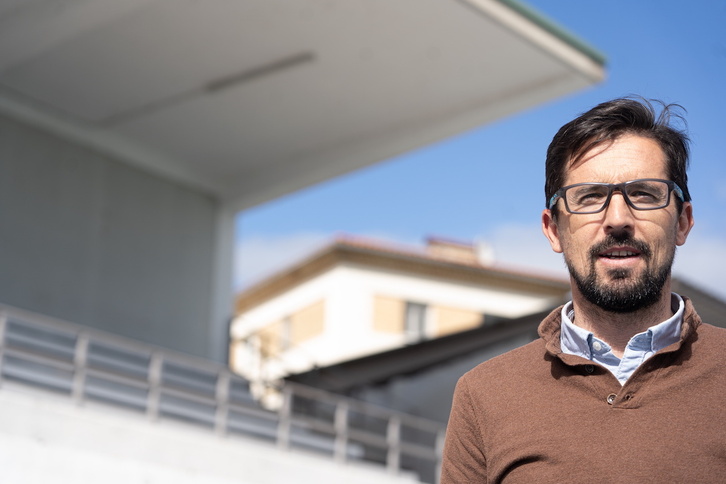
[649,293,684,350]
[560,293,684,358]
[560,303,593,357]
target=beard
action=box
[566,235,674,313]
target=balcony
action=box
[0,304,444,483]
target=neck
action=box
[569,288,674,358]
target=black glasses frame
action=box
[548,178,685,214]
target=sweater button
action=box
[606,393,617,405]
[584,365,595,374]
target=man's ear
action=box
[676,202,694,246]
[542,209,563,253]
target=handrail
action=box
[0,304,444,483]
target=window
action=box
[280,316,292,351]
[405,302,428,342]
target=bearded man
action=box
[440,97,726,483]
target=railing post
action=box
[387,416,401,474]
[215,370,231,436]
[334,401,349,463]
[147,352,163,421]
[72,333,90,405]
[435,428,446,484]
[277,385,293,451]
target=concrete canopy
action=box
[0,0,604,211]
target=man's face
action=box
[542,134,694,312]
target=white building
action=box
[230,236,570,395]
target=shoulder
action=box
[669,321,726,378]
[457,338,548,392]
[693,322,726,352]
[697,322,726,336]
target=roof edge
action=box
[494,0,607,66]
[235,235,571,311]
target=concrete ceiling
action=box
[0,0,604,210]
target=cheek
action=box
[651,227,679,259]
[646,217,680,249]
[559,234,592,265]
[562,225,594,253]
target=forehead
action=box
[564,134,668,185]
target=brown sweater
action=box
[440,297,726,483]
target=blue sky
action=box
[235,1,726,300]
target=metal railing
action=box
[0,304,444,483]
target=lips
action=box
[589,236,652,261]
[599,248,640,259]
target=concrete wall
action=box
[0,113,220,358]
[0,385,422,484]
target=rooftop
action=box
[236,234,570,312]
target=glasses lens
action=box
[624,180,669,208]
[565,184,610,213]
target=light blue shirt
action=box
[560,293,684,385]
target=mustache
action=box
[589,235,652,259]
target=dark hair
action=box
[545,97,691,216]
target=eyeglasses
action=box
[548,178,685,214]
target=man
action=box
[440,98,726,483]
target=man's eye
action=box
[629,190,657,199]
[628,188,661,202]
[574,190,606,205]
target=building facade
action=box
[230,236,570,403]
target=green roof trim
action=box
[496,0,607,66]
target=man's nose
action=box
[603,191,635,235]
